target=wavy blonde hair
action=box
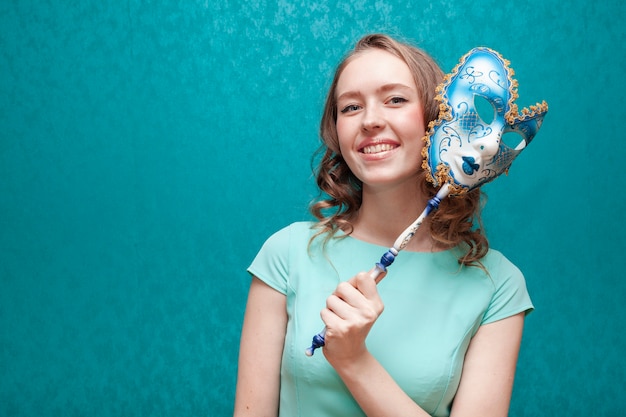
[309,34,488,266]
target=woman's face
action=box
[335,49,426,190]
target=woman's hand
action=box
[320,271,385,367]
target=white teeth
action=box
[362,143,395,154]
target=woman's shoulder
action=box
[481,248,522,274]
[248,222,316,293]
[257,221,316,251]
[265,221,315,240]
[478,248,527,295]
[479,248,533,323]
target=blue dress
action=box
[248,222,533,416]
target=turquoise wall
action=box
[1,1,624,415]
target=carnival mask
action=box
[423,47,548,194]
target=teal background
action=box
[1,1,624,416]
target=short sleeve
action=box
[481,252,534,325]
[247,225,292,295]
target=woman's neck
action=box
[348,181,443,252]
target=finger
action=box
[332,280,362,304]
[325,293,354,319]
[371,268,387,284]
[344,272,372,290]
[352,271,379,299]
[320,307,337,328]
[352,272,384,316]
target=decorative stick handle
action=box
[305,187,450,356]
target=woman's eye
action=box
[389,97,407,105]
[340,104,361,114]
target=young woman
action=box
[234,34,533,417]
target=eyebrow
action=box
[336,83,415,102]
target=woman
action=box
[234,34,532,417]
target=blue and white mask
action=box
[423,47,548,194]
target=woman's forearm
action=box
[331,351,432,417]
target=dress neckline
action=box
[336,228,456,256]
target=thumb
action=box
[370,267,387,284]
[350,271,380,299]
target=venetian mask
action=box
[423,47,548,194]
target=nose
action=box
[472,134,500,160]
[361,105,385,131]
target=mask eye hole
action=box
[474,95,495,124]
[502,131,527,151]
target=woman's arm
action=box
[234,277,287,417]
[323,273,526,417]
[450,312,525,417]
[321,272,432,417]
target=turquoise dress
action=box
[248,222,533,417]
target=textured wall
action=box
[1,1,624,416]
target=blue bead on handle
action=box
[304,330,327,357]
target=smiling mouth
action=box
[360,143,397,154]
